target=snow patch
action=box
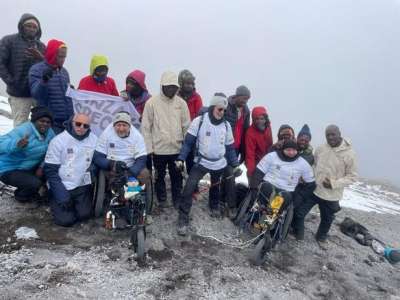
[15,226,39,240]
[0,96,12,134]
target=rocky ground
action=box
[0,180,399,300]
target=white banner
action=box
[67,88,141,136]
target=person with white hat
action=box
[175,93,242,236]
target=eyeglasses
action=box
[74,122,90,129]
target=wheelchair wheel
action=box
[250,233,272,266]
[281,203,294,240]
[94,170,106,217]
[234,192,252,226]
[146,175,154,214]
[131,227,146,260]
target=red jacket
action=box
[184,91,203,121]
[245,106,273,176]
[78,75,119,96]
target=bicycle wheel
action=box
[250,234,273,266]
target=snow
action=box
[15,226,39,240]
[0,96,12,134]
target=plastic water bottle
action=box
[384,248,400,264]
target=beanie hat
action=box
[178,69,195,86]
[297,124,312,140]
[30,105,53,122]
[209,93,228,109]
[113,111,131,126]
[235,85,251,98]
[282,139,298,151]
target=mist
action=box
[2,0,400,186]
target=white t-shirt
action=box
[45,130,98,190]
[187,114,234,170]
[95,124,147,167]
[256,151,315,192]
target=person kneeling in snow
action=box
[93,112,151,207]
[0,106,55,202]
[250,139,316,222]
[44,113,97,226]
[176,93,242,236]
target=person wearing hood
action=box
[29,39,73,134]
[0,106,55,202]
[177,69,203,195]
[78,55,119,96]
[44,113,97,226]
[175,93,242,236]
[120,69,151,117]
[292,125,357,246]
[245,106,273,178]
[226,85,251,161]
[141,71,190,209]
[250,139,315,219]
[268,124,295,152]
[297,124,314,166]
[0,13,46,127]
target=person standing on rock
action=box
[175,93,242,236]
[0,106,55,202]
[29,39,73,134]
[245,106,273,179]
[177,69,203,197]
[78,54,119,96]
[292,125,357,246]
[44,113,97,226]
[0,13,45,127]
[141,71,190,209]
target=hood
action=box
[127,69,147,91]
[45,39,66,66]
[160,71,179,97]
[251,106,268,120]
[18,13,42,39]
[90,55,108,75]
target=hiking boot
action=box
[145,215,153,225]
[177,224,189,236]
[227,207,238,220]
[294,228,305,241]
[316,235,329,250]
[210,209,222,218]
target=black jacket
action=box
[0,13,45,97]
[225,96,250,161]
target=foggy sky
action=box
[2,0,400,186]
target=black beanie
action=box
[30,106,53,123]
[282,139,298,151]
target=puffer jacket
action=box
[0,121,55,174]
[140,71,190,155]
[313,139,357,201]
[0,13,45,97]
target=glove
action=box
[175,160,184,172]
[233,166,243,177]
[42,68,53,82]
[110,160,128,173]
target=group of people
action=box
[0,13,358,245]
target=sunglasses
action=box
[74,122,90,129]
[217,108,226,112]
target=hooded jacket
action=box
[0,121,55,174]
[313,139,357,201]
[120,70,151,116]
[78,55,119,96]
[179,90,203,121]
[0,13,46,97]
[140,71,190,155]
[29,39,73,124]
[245,106,273,176]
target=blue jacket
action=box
[0,122,55,175]
[29,61,73,124]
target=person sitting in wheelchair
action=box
[249,139,316,219]
[93,111,151,203]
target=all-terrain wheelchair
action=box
[93,164,153,259]
[234,182,294,265]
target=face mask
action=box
[128,84,143,98]
[256,123,266,131]
[94,75,106,83]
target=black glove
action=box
[233,166,243,177]
[42,68,53,82]
[110,160,128,173]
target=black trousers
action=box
[153,154,182,205]
[179,164,224,225]
[50,185,92,227]
[293,193,340,240]
[0,169,42,202]
[210,165,236,209]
